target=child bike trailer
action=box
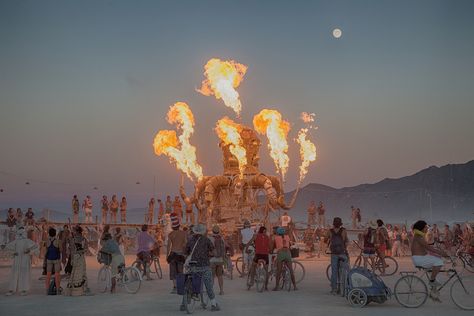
[346,267,391,307]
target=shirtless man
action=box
[411,220,449,289]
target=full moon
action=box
[332,28,342,39]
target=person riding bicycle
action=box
[327,217,348,295]
[100,232,125,293]
[248,226,271,290]
[411,220,449,290]
[240,220,254,276]
[136,224,156,280]
[272,226,297,291]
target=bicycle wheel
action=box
[394,275,428,308]
[376,256,398,276]
[131,260,144,277]
[282,266,291,291]
[235,257,244,276]
[292,260,305,284]
[153,259,163,279]
[348,288,368,307]
[184,278,196,314]
[450,275,474,310]
[97,266,111,293]
[326,264,331,282]
[122,267,142,294]
[255,265,266,293]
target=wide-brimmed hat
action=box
[193,223,207,235]
[367,220,378,229]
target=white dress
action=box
[5,233,39,293]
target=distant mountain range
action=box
[285,160,474,224]
[2,161,474,225]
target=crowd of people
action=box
[1,201,473,313]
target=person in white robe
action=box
[4,227,39,296]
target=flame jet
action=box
[215,117,247,179]
[253,109,291,180]
[153,102,203,181]
[197,58,247,117]
[296,128,317,183]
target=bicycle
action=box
[235,245,255,277]
[132,248,162,280]
[97,262,142,294]
[351,240,399,276]
[325,252,350,297]
[394,257,474,310]
[181,263,209,314]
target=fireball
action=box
[215,117,247,178]
[197,58,247,117]
[253,109,291,180]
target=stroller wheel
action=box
[348,288,368,308]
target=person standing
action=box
[148,198,155,225]
[165,195,173,214]
[72,195,80,224]
[280,212,291,228]
[16,209,23,226]
[101,195,109,225]
[59,225,71,273]
[392,226,402,257]
[167,214,187,293]
[114,227,125,256]
[351,206,357,229]
[6,208,17,243]
[181,224,220,311]
[24,208,35,226]
[317,201,326,228]
[4,227,39,296]
[120,196,127,223]
[66,226,91,296]
[82,196,93,224]
[110,195,119,224]
[307,201,316,226]
[327,217,348,295]
[157,199,165,223]
[362,221,377,271]
[375,219,389,275]
[432,224,440,244]
[185,201,194,225]
[173,196,183,222]
[45,227,62,295]
[209,225,226,295]
[442,225,453,253]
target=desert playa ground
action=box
[0,255,471,316]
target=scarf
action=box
[414,229,425,237]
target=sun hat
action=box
[193,223,207,235]
[368,220,378,229]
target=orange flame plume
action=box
[253,109,291,180]
[153,102,203,181]
[296,128,316,183]
[197,58,247,117]
[215,117,247,178]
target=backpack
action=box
[46,238,60,261]
[210,235,225,263]
[255,233,270,254]
[330,228,346,255]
